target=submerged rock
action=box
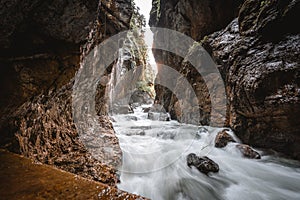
[112,105,134,115]
[129,90,153,105]
[215,129,236,148]
[124,116,138,121]
[187,153,219,174]
[142,107,151,113]
[236,144,261,159]
[126,130,145,136]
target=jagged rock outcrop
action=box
[150,0,300,159]
[0,0,135,188]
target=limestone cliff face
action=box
[150,0,300,159]
[150,0,242,125]
[0,0,133,186]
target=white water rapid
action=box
[112,105,300,200]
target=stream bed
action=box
[113,105,300,200]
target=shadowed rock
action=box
[187,153,219,174]
[236,144,261,159]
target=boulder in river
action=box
[236,144,261,159]
[215,129,236,148]
[142,107,151,113]
[187,153,219,175]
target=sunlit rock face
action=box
[150,0,300,159]
[0,0,134,186]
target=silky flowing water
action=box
[112,105,300,200]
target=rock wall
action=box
[0,0,133,186]
[150,0,242,125]
[203,0,300,159]
[108,7,155,113]
[150,0,300,159]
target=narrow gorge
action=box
[0,0,299,199]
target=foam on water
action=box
[113,105,300,200]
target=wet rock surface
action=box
[187,153,219,174]
[215,129,236,148]
[236,144,261,159]
[0,149,146,200]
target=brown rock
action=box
[187,153,219,175]
[215,129,236,148]
[236,144,261,159]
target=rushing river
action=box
[112,105,300,200]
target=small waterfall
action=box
[108,47,130,112]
